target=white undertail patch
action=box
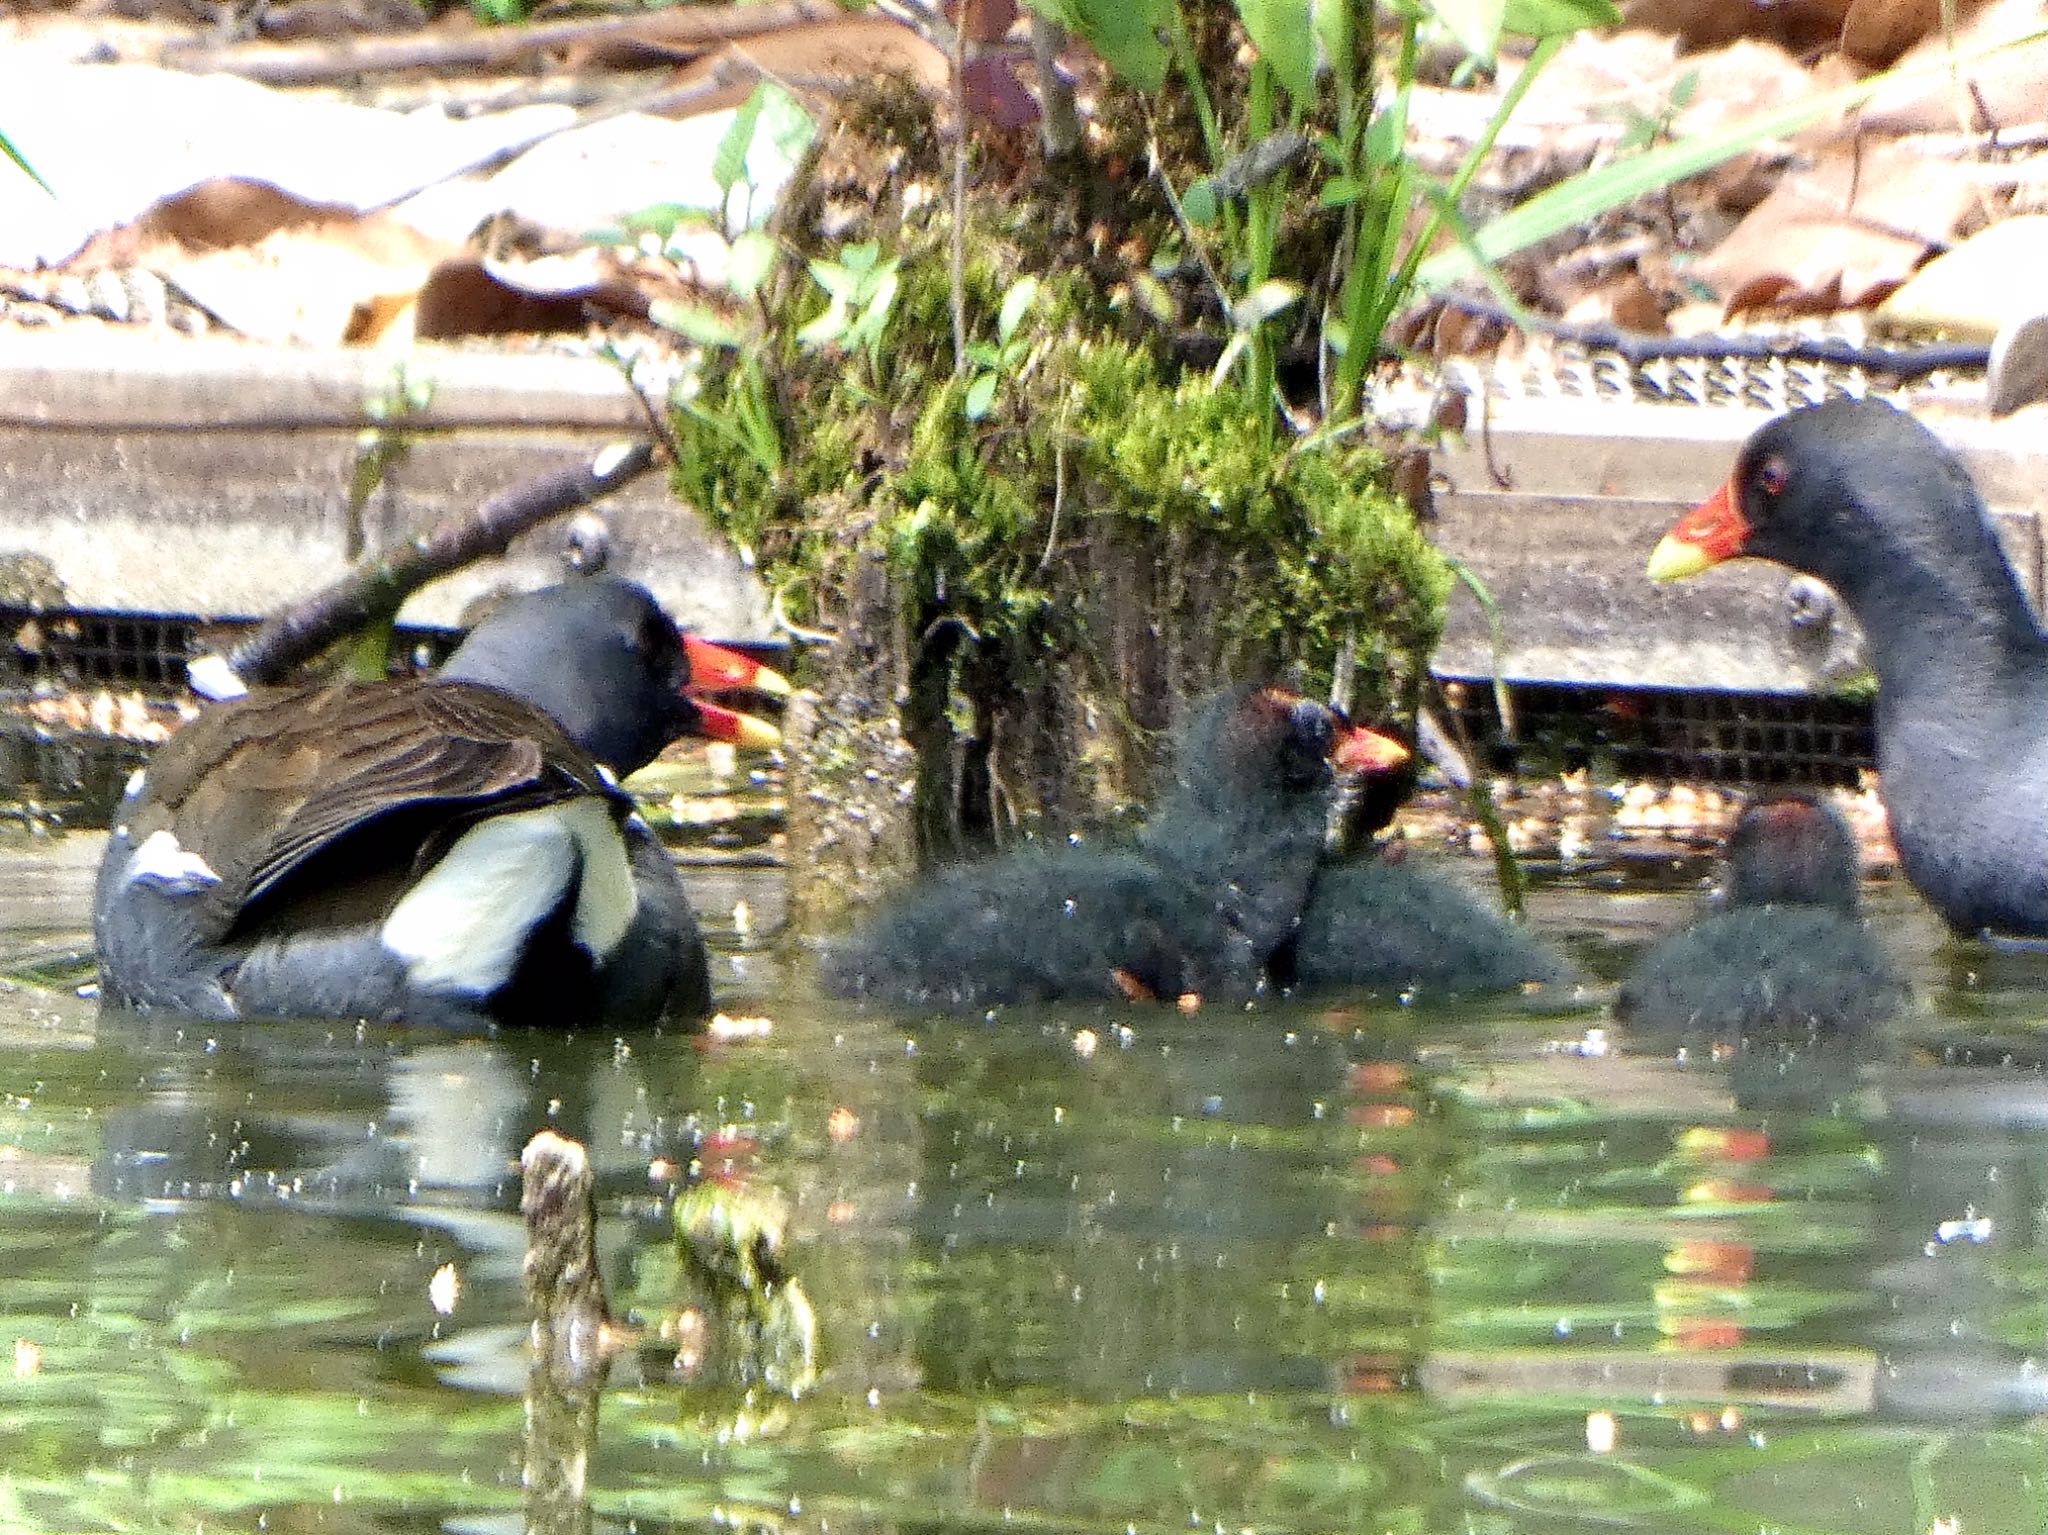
[126,829,221,893]
[380,799,639,996]
[187,655,248,701]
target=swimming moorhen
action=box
[819,685,1409,1011]
[1283,853,1567,997]
[94,578,788,1030]
[1649,397,2048,940]
[1617,793,1908,1041]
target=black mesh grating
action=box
[0,606,458,694]
[1438,679,1876,788]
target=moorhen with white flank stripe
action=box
[1649,398,2048,940]
[820,686,1409,1011]
[94,579,788,1030]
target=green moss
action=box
[671,261,1447,713]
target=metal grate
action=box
[1439,679,1876,788]
[1,606,459,696]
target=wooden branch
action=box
[215,438,655,689]
[158,0,842,86]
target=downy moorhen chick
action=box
[820,686,1409,1011]
[1617,793,1908,1041]
[95,578,788,1030]
[1650,397,2048,940]
[1283,854,1567,997]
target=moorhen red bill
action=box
[95,578,788,1030]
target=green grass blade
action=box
[1418,25,2048,291]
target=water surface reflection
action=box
[1,827,2046,1533]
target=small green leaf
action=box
[996,275,1040,345]
[712,86,770,201]
[840,241,881,275]
[1364,94,1407,168]
[1429,0,1506,61]
[1132,272,1177,322]
[0,132,47,196]
[649,300,747,348]
[1312,0,1351,94]
[1025,0,1172,90]
[1501,0,1618,35]
[1182,180,1220,226]
[1670,68,1701,107]
[725,230,779,298]
[1235,0,1316,100]
[796,298,850,349]
[1232,279,1302,329]
[964,372,999,420]
[809,259,865,304]
[1320,176,1362,209]
[965,341,1001,367]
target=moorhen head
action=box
[94,578,787,1031]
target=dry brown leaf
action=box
[1508,33,1821,201]
[1561,272,1667,331]
[71,179,457,344]
[1623,0,1850,55]
[406,250,678,342]
[1840,0,1995,65]
[1691,139,1977,314]
[1876,215,2048,337]
[1859,0,2048,131]
[672,16,950,102]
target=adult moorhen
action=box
[1617,792,1908,1042]
[1650,397,2048,940]
[819,685,1409,1011]
[94,578,788,1030]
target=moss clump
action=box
[668,81,1451,862]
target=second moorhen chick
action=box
[1283,854,1567,997]
[1617,793,1908,1042]
[819,686,1408,1011]
[1649,397,2048,940]
[94,578,787,1030]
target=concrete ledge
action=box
[0,330,774,638]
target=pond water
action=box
[3,779,2048,1534]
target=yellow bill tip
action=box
[1646,533,1715,584]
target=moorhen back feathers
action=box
[1617,793,1908,1042]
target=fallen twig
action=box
[157,0,843,86]
[209,439,655,691]
[1437,294,1991,380]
